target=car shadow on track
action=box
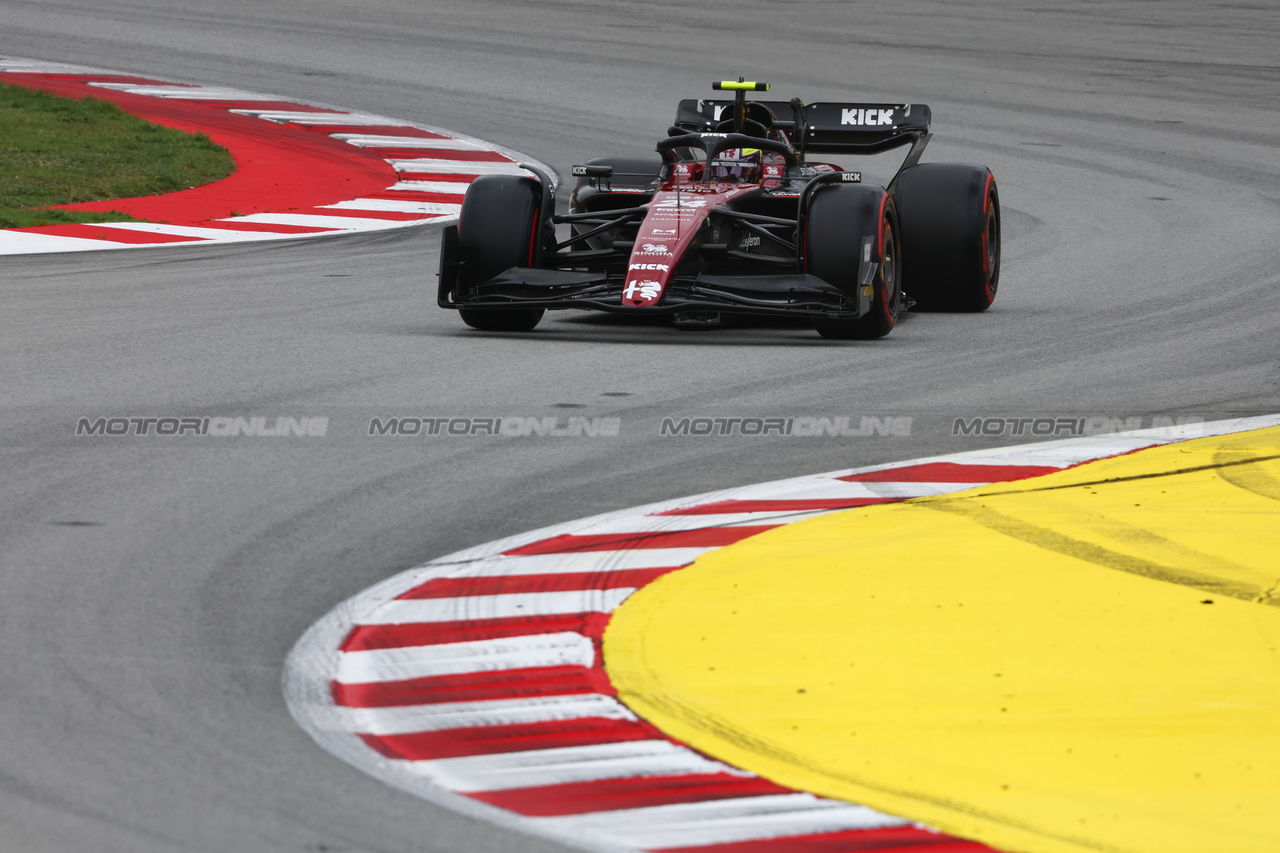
[413,312,913,346]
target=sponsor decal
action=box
[624,279,662,301]
[638,243,670,254]
[764,165,781,177]
[654,197,708,209]
[840,171,862,183]
[739,234,761,250]
[570,165,589,177]
[653,209,702,220]
[652,228,676,235]
[840,108,895,126]
[629,262,670,271]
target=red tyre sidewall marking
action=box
[878,192,897,327]
[980,172,997,306]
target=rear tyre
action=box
[893,163,1000,312]
[456,174,546,332]
[806,185,901,340]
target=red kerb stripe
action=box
[340,613,611,652]
[653,498,902,515]
[505,526,777,556]
[836,462,1060,483]
[467,772,794,816]
[331,664,615,708]
[397,567,682,600]
[20,225,204,244]
[359,717,662,761]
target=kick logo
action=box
[840,108,895,126]
[629,262,670,271]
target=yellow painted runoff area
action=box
[604,427,1280,853]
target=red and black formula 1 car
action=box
[437,79,1000,339]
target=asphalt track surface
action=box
[1,2,1278,852]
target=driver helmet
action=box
[709,147,762,183]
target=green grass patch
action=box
[0,81,235,228]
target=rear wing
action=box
[673,98,931,157]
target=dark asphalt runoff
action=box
[2,2,1278,851]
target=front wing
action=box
[437,226,875,319]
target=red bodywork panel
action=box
[622,181,750,307]
[619,151,843,307]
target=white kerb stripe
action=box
[87,84,286,101]
[407,741,739,792]
[719,479,1000,502]
[357,589,636,625]
[234,110,410,126]
[565,513,810,534]
[577,804,905,849]
[0,231,133,253]
[421,547,705,580]
[536,794,908,849]
[320,199,461,215]
[386,180,471,195]
[336,632,594,684]
[387,159,527,176]
[220,213,433,230]
[351,694,637,736]
[336,135,486,151]
[73,222,334,241]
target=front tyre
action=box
[806,185,902,340]
[454,174,547,332]
[893,163,1000,312]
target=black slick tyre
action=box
[456,174,546,332]
[806,184,902,340]
[893,163,1000,312]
